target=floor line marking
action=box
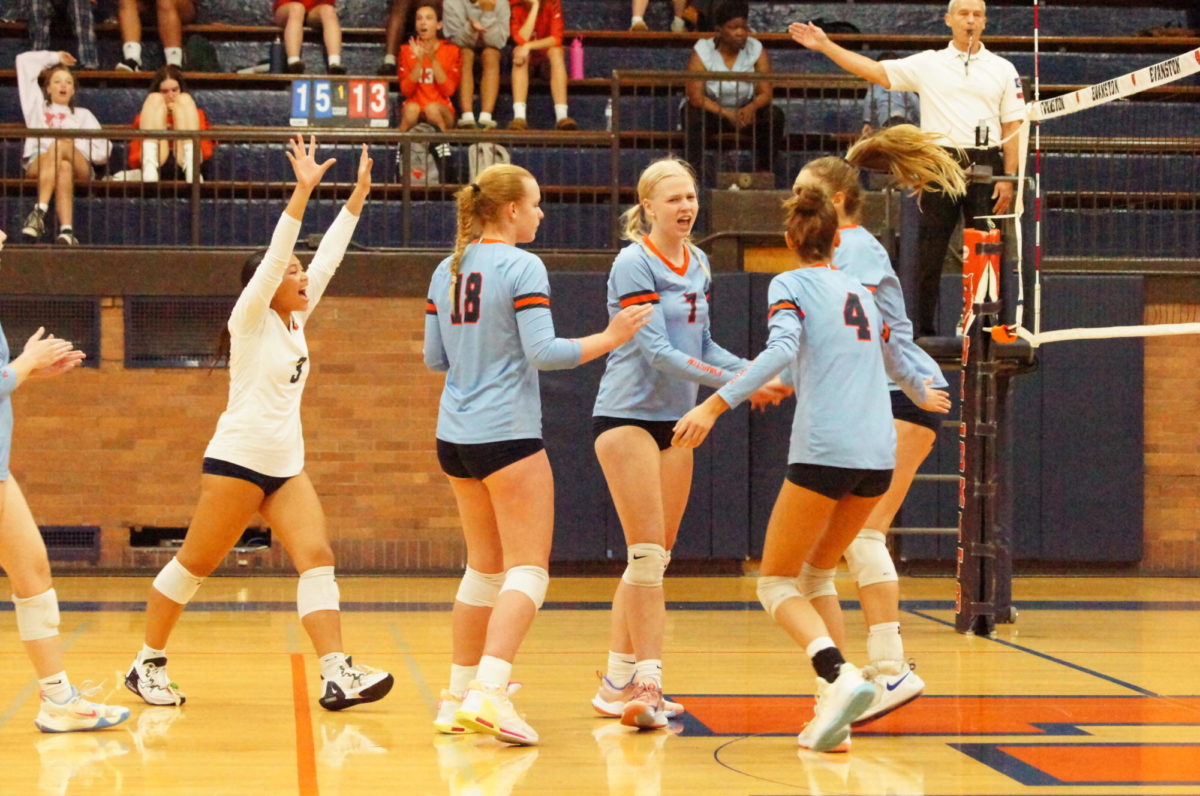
[387,623,437,712]
[291,653,319,796]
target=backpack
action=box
[183,34,222,73]
[401,123,440,186]
[468,142,511,181]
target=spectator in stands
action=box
[398,3,462,132]
[26,0,99,69]
[17,50,110,246]
[791,0,1023,336]
[378,0,414,75]
[682,0,784,189]
[862,52,919,136]
[507,0,576,130]
[129,66,213,183]
[444,0,509,128]
[115,0,196,71]
[273,0,345,75]
[630,0,690,32]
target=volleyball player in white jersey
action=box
[0,230,130,733]
[425,163,651,746]
[589,158,789,730]
[789,126,965,725]
[672,186,951,753]
[126,137,394,712]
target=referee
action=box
[791,0,1024,337]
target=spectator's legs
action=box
[28,0,52,51]
[630,0,650,28]
[117,0,143,68]
[27,149,61,207]
[169,93,201,173]
[56,146,92,230]
[459,48,477,120]
[383,0,411,62]
[546,46,568,107]
[67,0,99,68]
[914,189,962,337]
[308,4,342,61]
[425,102,454,132]
[398,100,422,132]
[479,46,500,118]
[158,0,195,66]
[275,3,307,62]
[751,103,785,180]
[511,54,530,107]
[139,91,169,173]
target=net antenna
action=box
[1000,9,1200,348]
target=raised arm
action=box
[16,50,68,126]
[789,21,890,88]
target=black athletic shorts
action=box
[591,416,677,452]
[202,457,293,497]
[436,438,544,480]
[786,462,893,500]
[890,389,942,434]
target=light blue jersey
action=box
[718,266,930,470]
[593,241,748,421]
[0,323,15,480]
[425,240,582,443]
[834,225,948,391]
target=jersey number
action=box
[450,272,483,325]
[290,356,308,383]
[843,294,872,341]
[683,292,698,324]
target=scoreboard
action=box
[290,79,391,127]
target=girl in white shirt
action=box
[125,137,394,713]
[17,50,110,245]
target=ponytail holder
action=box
[469,183,481,193]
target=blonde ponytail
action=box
[446,163,536,302]
[845,124,966,198]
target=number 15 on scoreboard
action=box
[290,80,390,127]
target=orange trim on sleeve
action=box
[514,295,551,309]
[619,291,660,307]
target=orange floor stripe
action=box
[291,653,319,796]
[1003,744,1200,784]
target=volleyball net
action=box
[968,46,1200,347]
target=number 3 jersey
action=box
[593,241,748,421]
[424,240,582,444]
[205,208,359,478]
[718,266,929,470]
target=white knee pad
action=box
[756,576,802,621]
[152,556,204,605]
[621,543,668,588]
[844,529,897,589]
[499,565,549,609]
[454,566,505,607]
[12,588,60,641]
[297,565,340,619]
[797,562,838,600]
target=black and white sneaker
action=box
[115,58,142,72]
[319,657,394,711]
[22,207,45,241]
[125,656,187,706]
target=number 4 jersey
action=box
[424,240,582,444]
[718,265,930,470]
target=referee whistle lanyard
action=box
[964,32,975,76]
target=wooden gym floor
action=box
[1,574,1198,795]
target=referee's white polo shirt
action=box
[882,42,1025,150]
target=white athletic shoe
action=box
[797,663,875,753]
[434,689,472,734]
[455,680,539,745]
[125,656,186,706]
[35,686,131,733]
[620,681,668,730]
[319,657,395,711]
[591,673,686,718]
[854,660,925,726]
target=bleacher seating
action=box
[0,0,1194,255]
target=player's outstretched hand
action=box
[355,143,373,194]
[605,304,653,347]
[672,396,726,449]
[919,379,952,413]
[286,135,336,191]
[19,328,76,371]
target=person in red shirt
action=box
[128,66,214,183]
[508,0,576,130]
[398,3,462,132]
[273,0,344,74]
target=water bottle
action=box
[569,37,584,80]
[269,36,284,74]
[605,98,612,131]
